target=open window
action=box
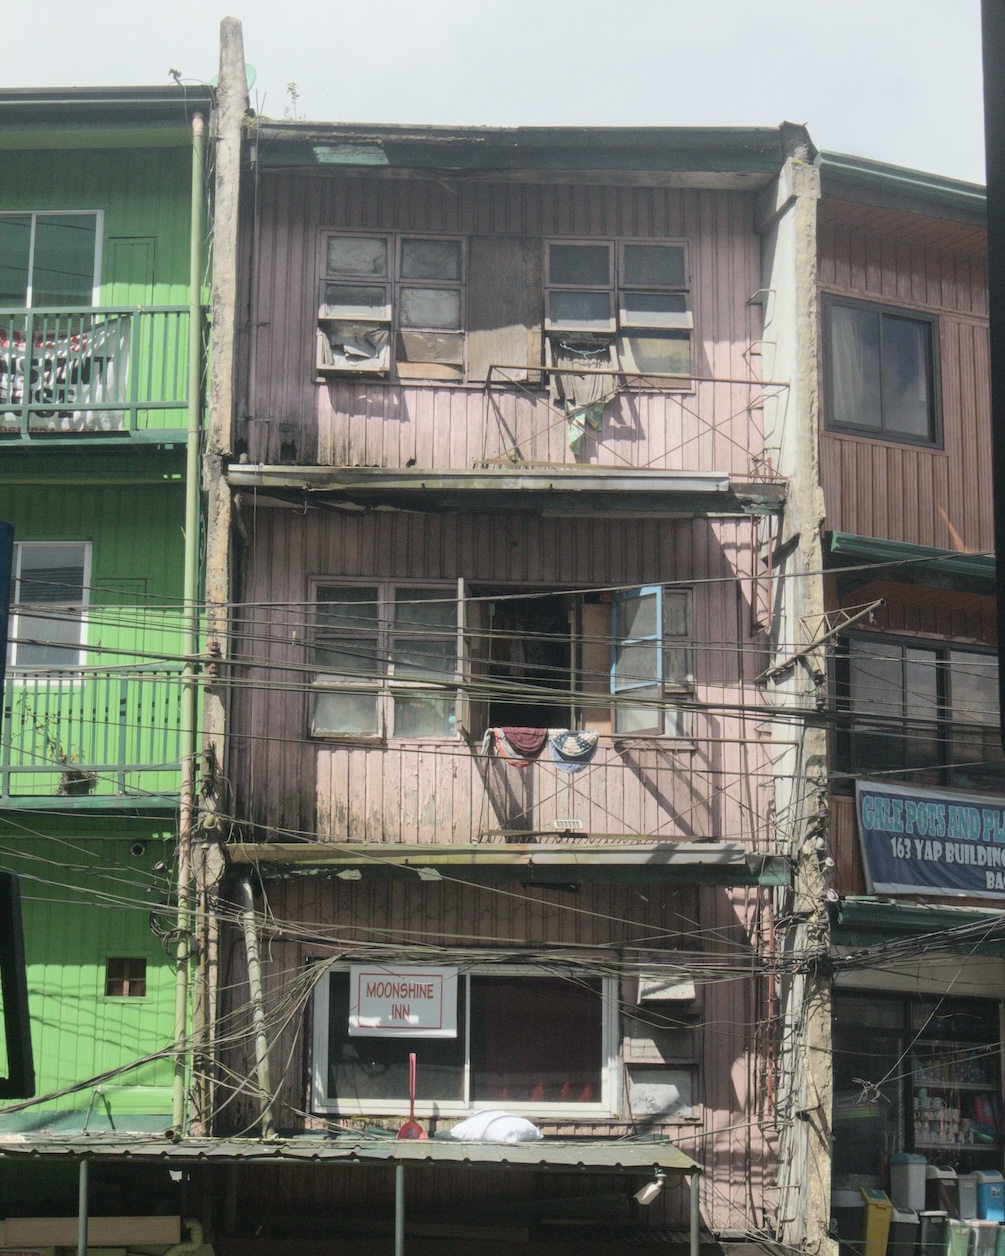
[312,964,619,1118]
[316,233,464,380]
[611,587,690,736]
[312,582,692,741]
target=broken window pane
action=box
[401,238,461,281]
[549,243,610,287]
[623,244,685,287]
[319,322,390,371]
[400,287,461,329]
[396,331,464,365]
[326,236,387,277]
[548,290,612,330]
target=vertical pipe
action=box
[76,1157,89,1256]
[689,1171,700,1256]
[172,109,205,1136]
[395,1163,405,1256]
[237,877,275,1137]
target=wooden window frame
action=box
[316,230,466,381]
[311,578,462,741]
[311,962,620,1119]
[822,294,942,447]
[103,955,147,998]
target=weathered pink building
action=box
[212,124,829,1256]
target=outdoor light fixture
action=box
[634,1170,666,1206]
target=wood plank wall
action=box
[229,508,772,850]
[217,877,777,1233]
[818,199,991,550]
[241,175,765,473]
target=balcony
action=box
[1,666,184,803]
[0,307,193,441]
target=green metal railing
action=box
[0,306,193,438]
[1,665,184,799]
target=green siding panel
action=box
[0,833,177,1122]
[2,484,190,798]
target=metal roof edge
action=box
[826,531,995,594]
[817,151,986,222]
[251,120,815,176]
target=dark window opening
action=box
[105,957,146,997]
[483,593,572,728]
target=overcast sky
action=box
[3,0,986,184]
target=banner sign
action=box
[857,780,1005,900]
[348,965,458,1037]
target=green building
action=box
[0,86,213,1164]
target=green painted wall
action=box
[0,828,177,1124]
[0,147,194,304]
[3,482,188,797]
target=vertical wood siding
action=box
[218,877,775,1233]
[818,204,990,550]
[230,509,771,851]
[242,175,766,474]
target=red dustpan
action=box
[397,1052,427,1140]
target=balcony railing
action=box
[1,666,184,800]
[0,307,194,439]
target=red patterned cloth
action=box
[499,727,548,757]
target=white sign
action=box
[348,965,458,1037]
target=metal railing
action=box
[1,665,184,799]
[0,306,194,438]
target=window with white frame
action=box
[316,233,464,381]
[312,583,459,738]
[312,965,619,1117]
[7,542,90,671]
[0,212,100,307]
[545,239,692,380]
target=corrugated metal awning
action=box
[0,1133,699,1173]
[826,531,995,595]
[226,841,790,887]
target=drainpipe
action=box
[76,1157,89,1256]
[172,109,205,1136]
[395,1163,405,1256]
[237,877,275,1137]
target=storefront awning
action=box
[0,1131,699,1173]
[826,531,995,595]
[226,841,791,887]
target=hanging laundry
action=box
[481,726,550,766]
[548,728,600,772]
[548,337,616,452]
